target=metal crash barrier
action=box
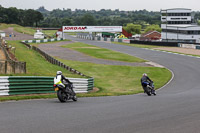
[0,76,94,96]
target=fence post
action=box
[24,62,26,73]
[5,60,7,74]
[13,61,15,74]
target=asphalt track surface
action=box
[0,35,200,133]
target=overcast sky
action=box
[0,0,200,11]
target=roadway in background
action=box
[0,35,200,133]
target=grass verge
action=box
[61,42,146,62]
[114,42,200,58]
[0,61,172,101]
[42,30,57,37]
[0,23,35,35]
[153,49,200,57]
[56,58,172,96]
[112,42,200,57]
[0,40,172,101]
[0,23,59,37]
[112,42,164,49]
[3,40,83,78]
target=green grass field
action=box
[57,58,171,96]
[0,40,172,101]
[113,42,164,49]
[0,23,58,37]
[4,40,83,78]
[61,42,146,62]
[0,23,35,35]
[42,30,57,37]
[113,42,200,57]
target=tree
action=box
[73,16,82,25]
[81,14,96,26]
[62,18,72,26]
[123,23,141,34]
[198,20,200,25]
[23,9,43,27]
[144,24,161,32]
[112,17,131,26]
[35,11,43,27]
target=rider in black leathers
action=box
[141,73,152,92]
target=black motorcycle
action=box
[54,83,77,102]
[144,81,156,96]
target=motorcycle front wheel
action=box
[57,90,68,102]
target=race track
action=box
[0,35,200,133]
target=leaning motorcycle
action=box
[144,81,156,96]
[54,83,77,102]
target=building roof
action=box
[166,24,200,28]
[161,8,191,11]
[141,30,161,37]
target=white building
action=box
[161,8,200,43]
[34,30,44,39]
[0,30,6,37]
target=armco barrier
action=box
[130,40,178,47]
[0,76,94,96]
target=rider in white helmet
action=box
[141,73,152,92]
[54,71,75,95]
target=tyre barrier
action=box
[77,34,131,44]
[0,76,94,96]
[22,38,64,44]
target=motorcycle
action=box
[143,81,156,96]
[54,83,77,102]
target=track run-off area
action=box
[0,35,200,133]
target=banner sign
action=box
[63,26,122,32]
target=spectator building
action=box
[161,8,200,43]
[140,30,161,41]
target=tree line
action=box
[1,5,200,34]
[0,5,43,27]
[37,6,161,28]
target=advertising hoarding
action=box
[63,26,122,32]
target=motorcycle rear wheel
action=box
[145,87,151,96]
[72,95,77,101]
[57,90,68,102]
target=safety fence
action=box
[77,34,131,44]
[20,42,88,77]
[22,38,64,44]
[130,40,178,47]
[0,38,26,74]
[76,34,180,47]
[0,60,26,74]
[0,76,94,96]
